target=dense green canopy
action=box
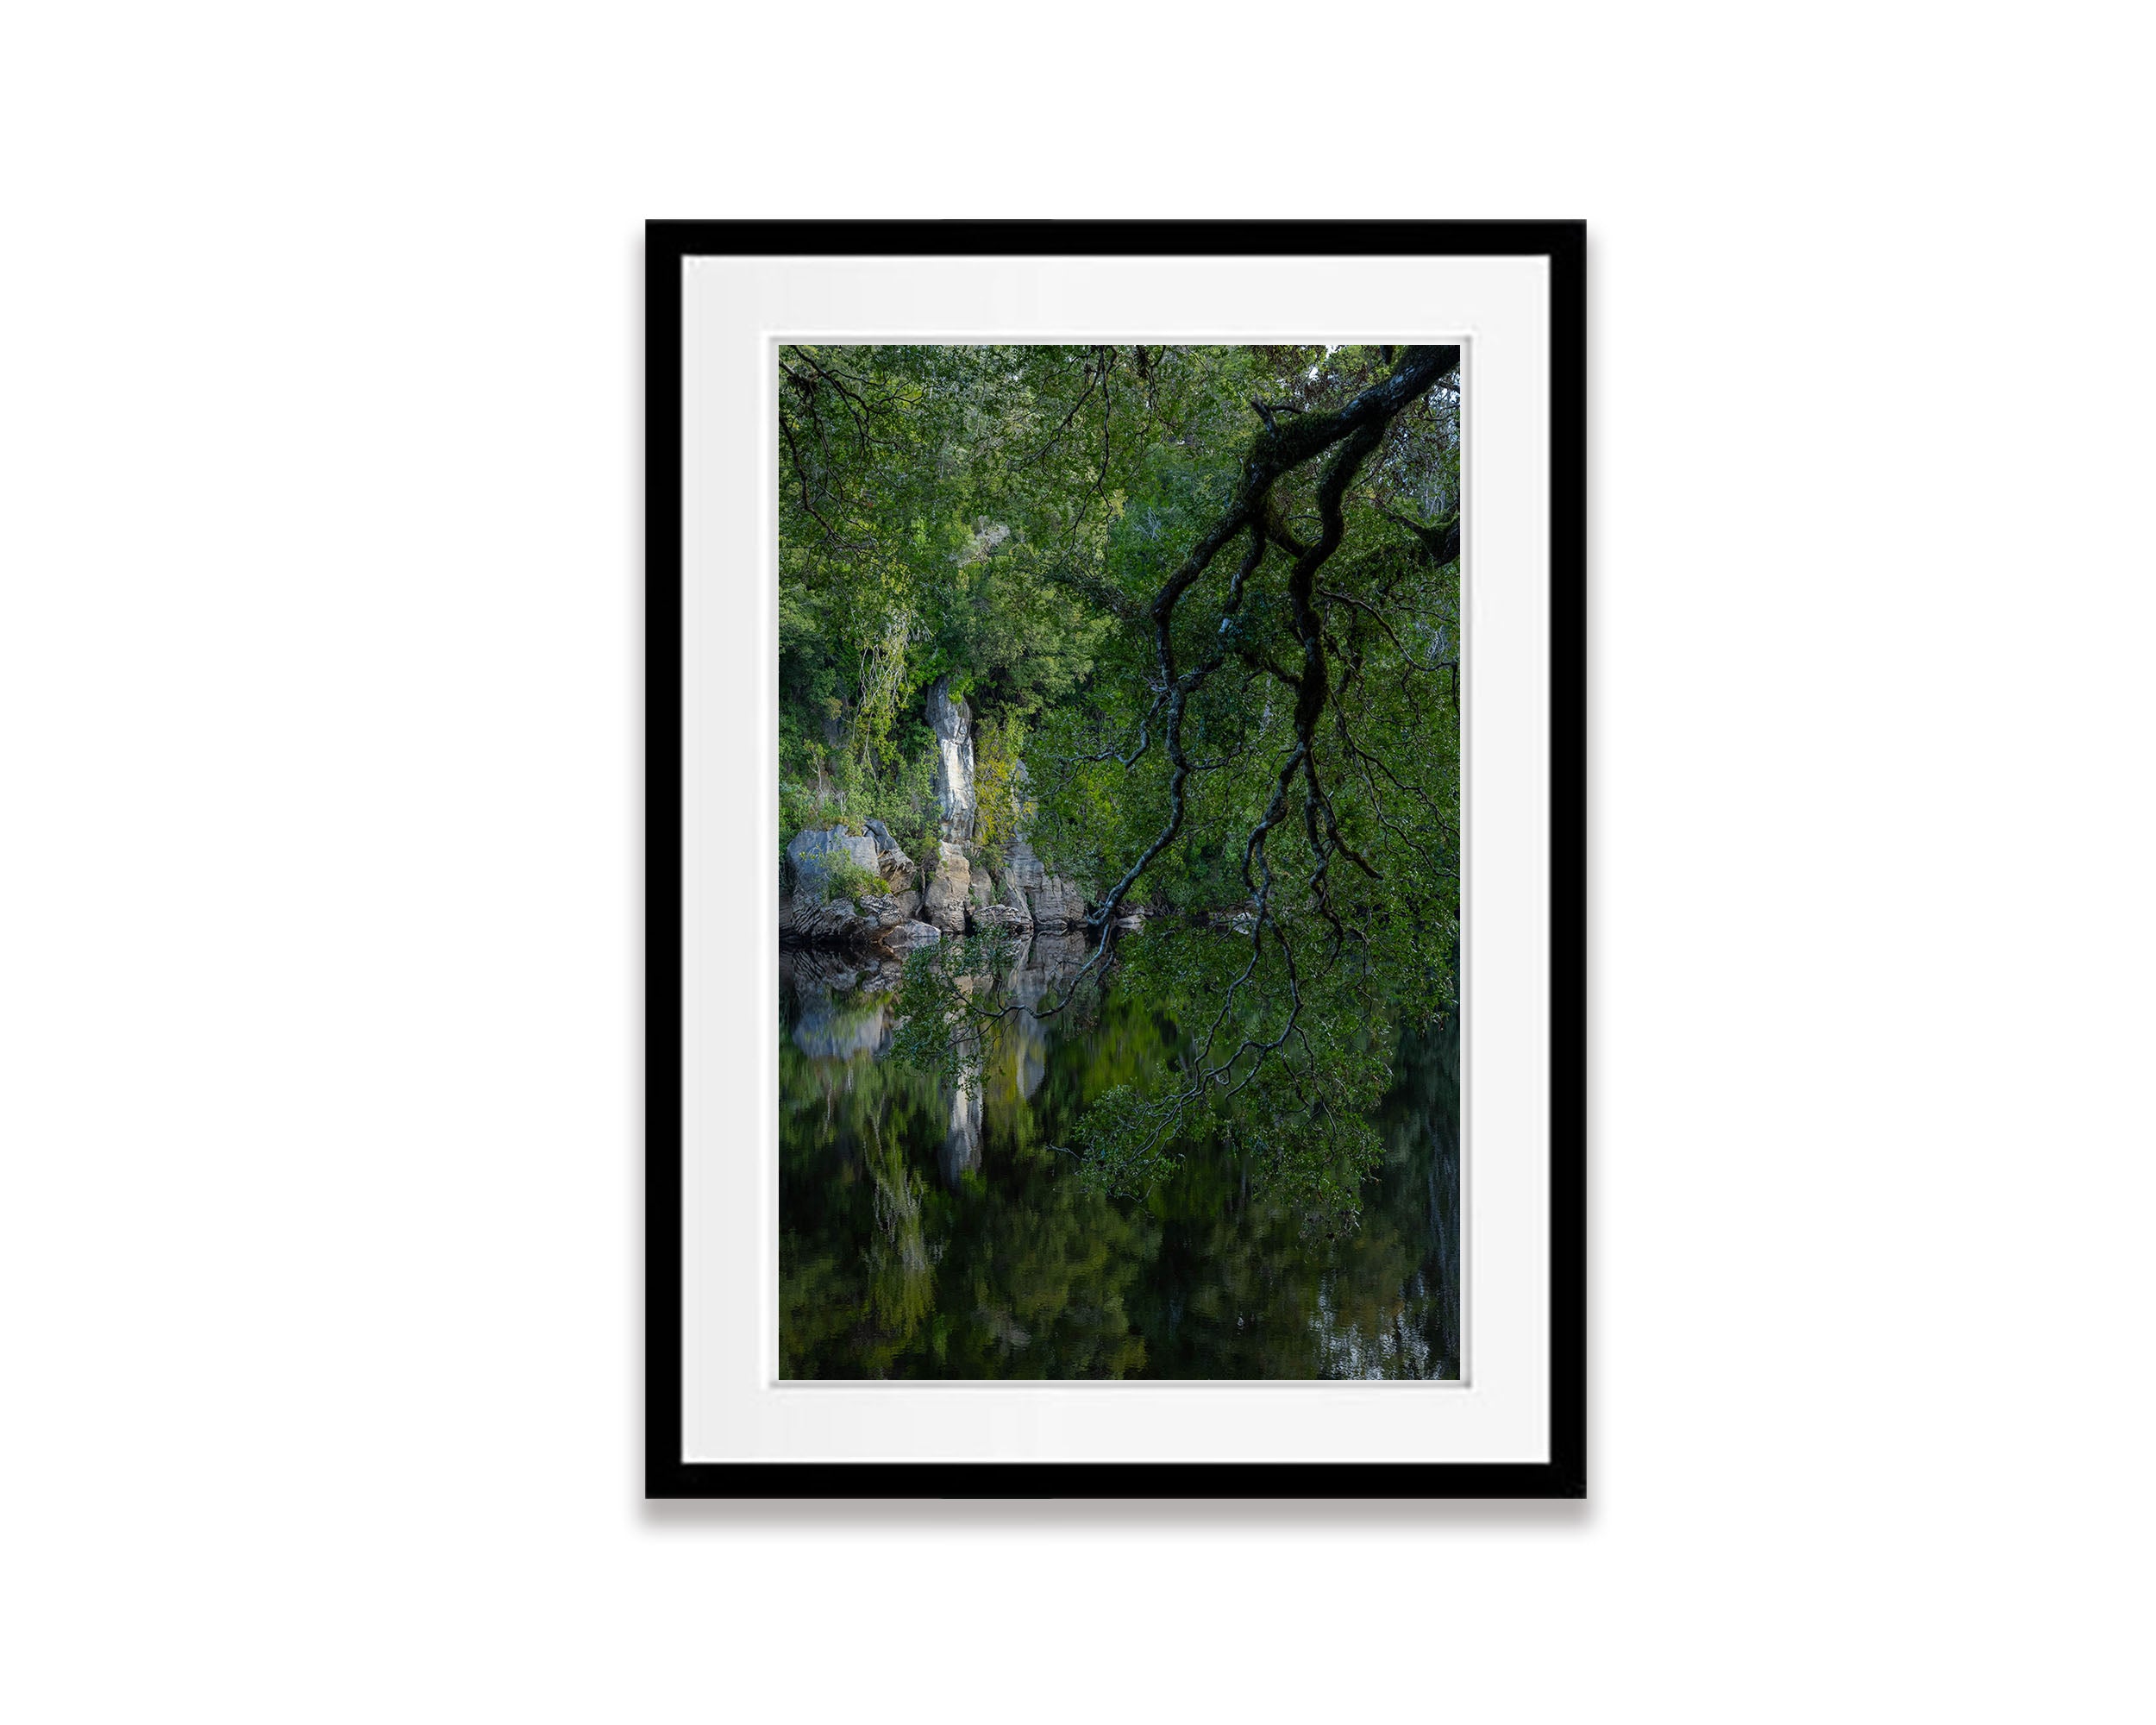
[780,342,1461,1229]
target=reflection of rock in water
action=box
[780,946,861,996]
[940,1073,981,1188]
[792,995,890,1061]
[1009,1021,1046,1103]
[784,925,1099,1183]
[780,947,893,1060]
[1005,931,1091,1101]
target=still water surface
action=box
[780,934,1458,1379]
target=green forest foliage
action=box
[780,343,1461,1230]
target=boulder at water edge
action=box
[922,842,972,934]
[786,826,878,904]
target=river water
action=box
[779,934,1459,1379]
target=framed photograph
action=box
[648,221,1584,1496]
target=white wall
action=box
[1,4,2148,1719]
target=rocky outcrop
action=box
[925,677,975,840]
[967,901,1031,936]
[921,841,973,934]
[780,824,935,953]
[1030,878,1089,931]
[1003,836,1089,932]
[884,919,942,951]
[786,827,878,904]
[862,819,918,891]
[785,786,1103,950]
[781,889,918,947]
[960,860,1027,934]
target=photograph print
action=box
[775,342,1464,1381]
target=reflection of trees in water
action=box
[779,938,1458,1379]
[1126,1014,1457,1380]
[862,1112,933,1343]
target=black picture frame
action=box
[647,221,1585,1498]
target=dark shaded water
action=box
[779,935,1459,1379]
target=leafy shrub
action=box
[972,712,1032,856]
[822,853,889,903]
